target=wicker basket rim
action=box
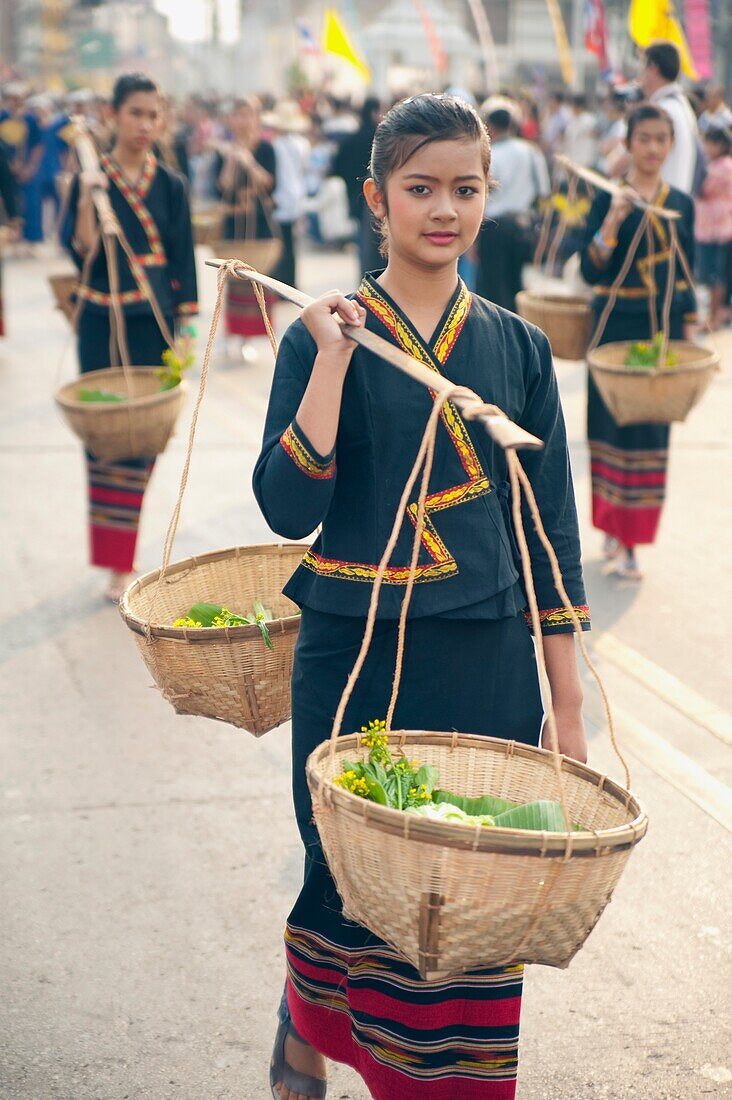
[119,542,306,638]
[306,730,648,855]
[55,369,188,412]
[587,341,720,376]
[516,290,592,311]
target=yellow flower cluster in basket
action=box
[334,719,584,831]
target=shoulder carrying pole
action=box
[205,259,543,453]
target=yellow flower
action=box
[173,616,203,628]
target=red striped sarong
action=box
[286,917,523,1100]
[87,456,154,571]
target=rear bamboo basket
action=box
[588,340,719,425]
[209,238,283,274]
[49,273,78,325]
[516,291,591,361]
[119,544,305,735]
[55,367,187,462]
[307,730,647,979]
[192,208,224,247]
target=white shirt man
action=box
[487,135,550,218]
[640,42,698,193]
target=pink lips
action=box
[424,232,459,246]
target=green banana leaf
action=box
[492,800,569,832]
[434,789,520,817]
[188,602,228,627]
[78,388,125,403]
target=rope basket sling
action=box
[53,121,187,463]
[581,168,720,426]
[119,263,303,736]
[516,173,592,361]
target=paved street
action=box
[1,243,731,1099]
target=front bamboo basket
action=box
[55,367,187,463]
[516,290,592,361]
[119,544,305,735]
[209,238,283,275]
[307,731,647,980]
[588,340,719,425]
[48,273,78,325]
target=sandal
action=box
[269,1016,327,1099]
[612,552,643,582]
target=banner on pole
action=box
[322,8,371,82]
[628,0,699,79]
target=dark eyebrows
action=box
[402,173,484,182]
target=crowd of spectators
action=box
[0,48,730,325]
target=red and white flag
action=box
[584,0,609,71]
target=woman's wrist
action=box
[313,348,353,375]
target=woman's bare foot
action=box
[275,1031,327,1100]
[104,570,134,603]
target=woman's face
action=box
[627,118,673,173]
[230,104,258,144]
[366,138,487,269]
[114,91,161,152]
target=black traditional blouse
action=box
[580,183,697,322]
[62,152,198,320]
[213,141,277,241]
[253,274,590,635]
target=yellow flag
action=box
[322,8,371,82]
[628,0,699,79]
[544,0,575,86]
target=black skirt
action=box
[285,608,543,1100]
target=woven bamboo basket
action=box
[516,291,592,361]
[55,367,187,463]
[119,543,304,735]
[307,730,647,979]
[49,273,78,325]
[588,341,719,426]
[192,208,224,247]
[209,237,283,275]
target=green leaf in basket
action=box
[434,790,520,817]
[78,387,125,403]
[364,777,389,805]
[492,800,569,832]
[187,602,227,627]
[253,599,274,650]
[414,764,440,797]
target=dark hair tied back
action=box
[369,93,491,191]
[626,103,675,143]
[112,72,159,111]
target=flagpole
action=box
[465,0,500,94]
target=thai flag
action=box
[584,0,609,71]
[296,18,320,55]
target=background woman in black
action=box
[580,104,696,580]
[63,72,197,601]
[212,97,277,360]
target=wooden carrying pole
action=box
[68,117,121,238]
[205,259,543,453]
[553,154,681,221]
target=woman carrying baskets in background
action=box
[254,94,590,1100]
[62,72,198,602]
[212,97,278,362]
[580,104,696,581]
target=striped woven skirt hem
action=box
[87,455,154,571]
[225,278,276,337]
